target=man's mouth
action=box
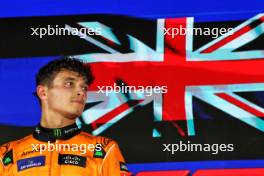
[71,100,84,105]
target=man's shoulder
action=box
[78,131,117,150]
[96,136,116,150]
[0,134,33,154]
[0,134,33,167]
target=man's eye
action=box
[82,87,87,91]
[65,82,73,87]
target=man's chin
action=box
[65,111,82,120]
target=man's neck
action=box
[40,119,76,129]
[40,112,76,129]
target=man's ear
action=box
[36,85,48,101]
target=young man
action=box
[0,57,131,176]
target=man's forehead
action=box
[55,70,86,82]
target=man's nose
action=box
[76,88,86,98]
[77,91,83,96]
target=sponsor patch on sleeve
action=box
[93,143,106,159]
[58,154,86,168]
[3,150,13,166]
[17,156,45,171]
[120,162,129,172]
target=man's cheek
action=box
[80,104,86,111]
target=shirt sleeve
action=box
[0,160,4,176]
[101,141,132,176]
[0,143,13,176]
[0,145,5,176]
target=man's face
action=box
[43,70,88,119]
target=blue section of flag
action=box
[0,57,56,126]
[0,0,263,21]
[127,160,264,174]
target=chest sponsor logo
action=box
[58,154,86,168]
[17,156,45,171]
[21,148,40,157]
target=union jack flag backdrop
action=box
[0,13,264,175]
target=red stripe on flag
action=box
[137,170,190,176]
[172,122,186,136]
[260,16,264,22]
[163,17,187,121]
[193,168,264,176]
[216,93,264,117]
[201,26,251,53]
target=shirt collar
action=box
[33,123,81,142]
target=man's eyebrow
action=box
[63,77,88,85]
[63,77,77,81]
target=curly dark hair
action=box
[34,57,94,101]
